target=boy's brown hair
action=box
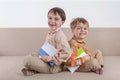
[70,17,89,30]
[48,7,66,21]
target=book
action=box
[38,42,58,67]
[68,47,87,73]
[67,66,80,73]
[76,47,87,59]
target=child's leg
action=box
[76,58,101,72]
[22,52,61,76]
[92,49,104,68]
[49,65,62,73]
[22,52,50,76]
[22,68,39,76]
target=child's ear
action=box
[62,21,65,24]
[72,29,74,33]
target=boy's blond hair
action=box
[70,17,89,30]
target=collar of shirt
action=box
[49,27,61,35]
[72,36,86,44]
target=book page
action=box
[67,66,80,73]
[40,42,58,56]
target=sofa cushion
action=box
[0,56,120,80]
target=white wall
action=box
[0,0,120,28]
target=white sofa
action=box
[0,28,120,80]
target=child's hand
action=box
[39,55,42,59]
[41,56,53,62]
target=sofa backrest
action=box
[0,28,120,56]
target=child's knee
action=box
[23,55,34,68]
[90,58,101,70]
[31,52,39,57]
[96,49,102,54]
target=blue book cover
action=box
[38,42,58,67]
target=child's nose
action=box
[51,19,55,23]
[81,28,84,31]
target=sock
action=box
[95,68,103,75]
[22,68,38,76]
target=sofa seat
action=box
[0,56,120,80]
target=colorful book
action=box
[76,47,87,59]
[38,42,58,67]
[68,47,87,73]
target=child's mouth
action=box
[79,33,85,35]
[50,24,56,27]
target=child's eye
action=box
[55,18,59,21]
[48,17,52,20]
[77,27,81,29]
[84,28,87,30]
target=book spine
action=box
[48,62,55,67]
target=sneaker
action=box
[95,68,103,75]
[22,68,38,76]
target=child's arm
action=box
[52,33,71,66]
[40,55,53,62]
[67,39,91,66]
[84,48,92,58]
[74,48,92,65]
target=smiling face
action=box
[72,23,88,40]
[48,11,64,31]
